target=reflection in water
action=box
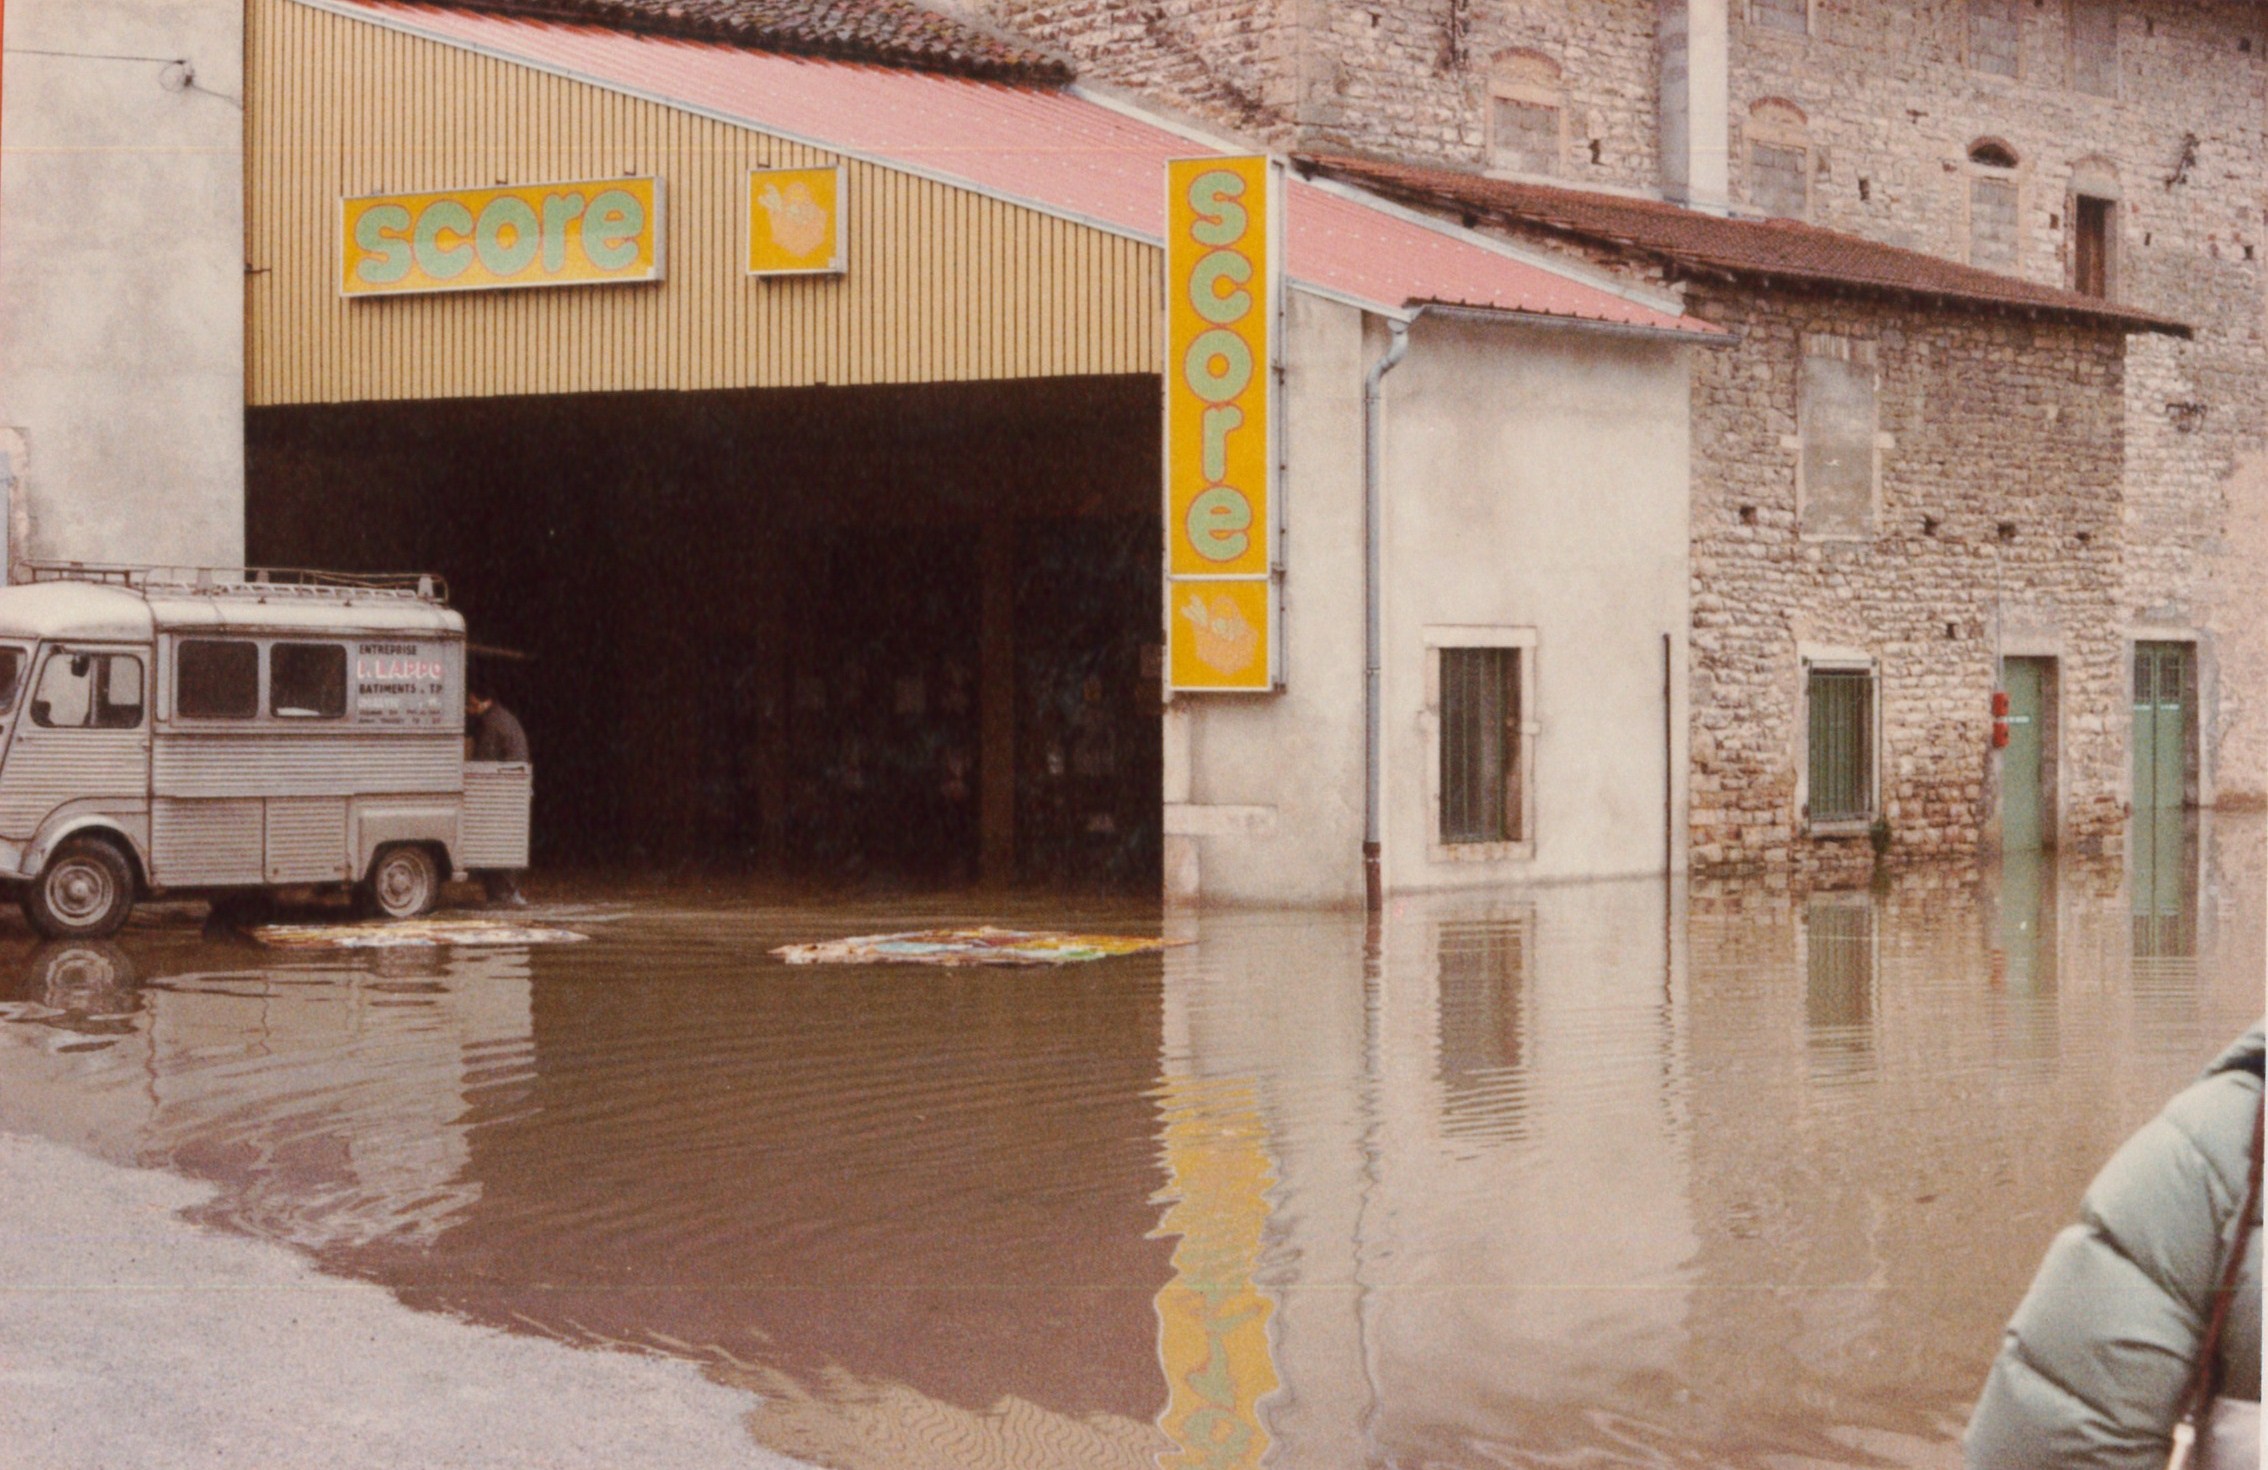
[1983,847,2061,1071]
[2131,807,2203,1056]
[1150,1077,1279,1470]
[1434,916,1532,1146]
[1804,897,1876,1077]
[0,822,2259,1470]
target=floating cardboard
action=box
[250,918,589,949]
[772,926,1179,967]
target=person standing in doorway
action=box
[466,689,531,907]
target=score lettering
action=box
[1181,169,1260,569]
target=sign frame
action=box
[338,176,667,300]
[746,163,848,278]
[1163,155,1285,695]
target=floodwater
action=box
[1,814,2259,1470]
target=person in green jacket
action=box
[1965,1021,2263,1468]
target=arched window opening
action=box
[1967,140,2022,271]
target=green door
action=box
[2132,642,2193,818]
[2001,658,2049,850]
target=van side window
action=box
[0,649,25,714]
[178,640,259,719]
[31,652,143,729]
[98,655,144,728]
[271,643,347,719]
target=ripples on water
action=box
[0,815,2259,1469]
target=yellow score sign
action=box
[341,178,663,298]
[748,165,846,276]
[1166,156,1277,693]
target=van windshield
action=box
[0,647,23,714]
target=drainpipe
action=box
[1362,312,1416,913]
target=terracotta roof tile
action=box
[1300,153,2189,338]
[412,0,1073,81]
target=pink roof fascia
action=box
[310,0,1711,335]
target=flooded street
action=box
[1,816,2260,1470]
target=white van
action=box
[0,564,530,938]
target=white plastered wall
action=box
[0,0,246,571]
[1169,292,1694,905]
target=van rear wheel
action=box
[360,845,440,921]
[24,837,136,940]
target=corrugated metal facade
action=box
[245,0,1163,405]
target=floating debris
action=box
[772,926,1180,967]
[250,918,589,950]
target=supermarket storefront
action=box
[243,0,1709,901]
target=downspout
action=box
[1362,311,1416,913]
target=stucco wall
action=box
[1378,312,1691,889]
[0,0,245,569]
[1170,291,1692,905]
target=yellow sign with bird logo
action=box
[747,165,846,276]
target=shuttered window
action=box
[1800,337,1877,536]
[2069,0,2118,96]
[1806,667,1874,823]
[1969,0,2021,75]
[1440,648,1523,844]
[1490,99,1560,176]
[1751,143,1809,219]
[2073,195,2114,298]
[1970,176,2019,271]
[1750,0,1808,35]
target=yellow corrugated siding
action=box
[244,0,1163,405]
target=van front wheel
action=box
[361,845,440,921]
[24,838,136,940]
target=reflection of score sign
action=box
[341,178,663,297]
[1166,156,1275,692]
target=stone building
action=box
[1307,160,2180,875]
[966,0,2265,870]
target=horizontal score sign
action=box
[341,178,664,298]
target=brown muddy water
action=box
[0,815,2260,1469]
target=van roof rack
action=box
[17,562,450,604]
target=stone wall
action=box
[964,0,1301,138]
[1726,0,2267,805]
[1683,288,2129,878]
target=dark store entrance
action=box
[248,377,1163,890]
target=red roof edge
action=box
[1298,152,2192,340]
[407,0,1077,82]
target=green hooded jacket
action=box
[1964,1022,2264,1469]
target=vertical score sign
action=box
[1166,156,1280,693]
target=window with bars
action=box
[1969,0,2021,75]
[1806,666,1875,823]
[1750,142,1809,219]
[1490,98,1560,175]
[1439,647,1524,845]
